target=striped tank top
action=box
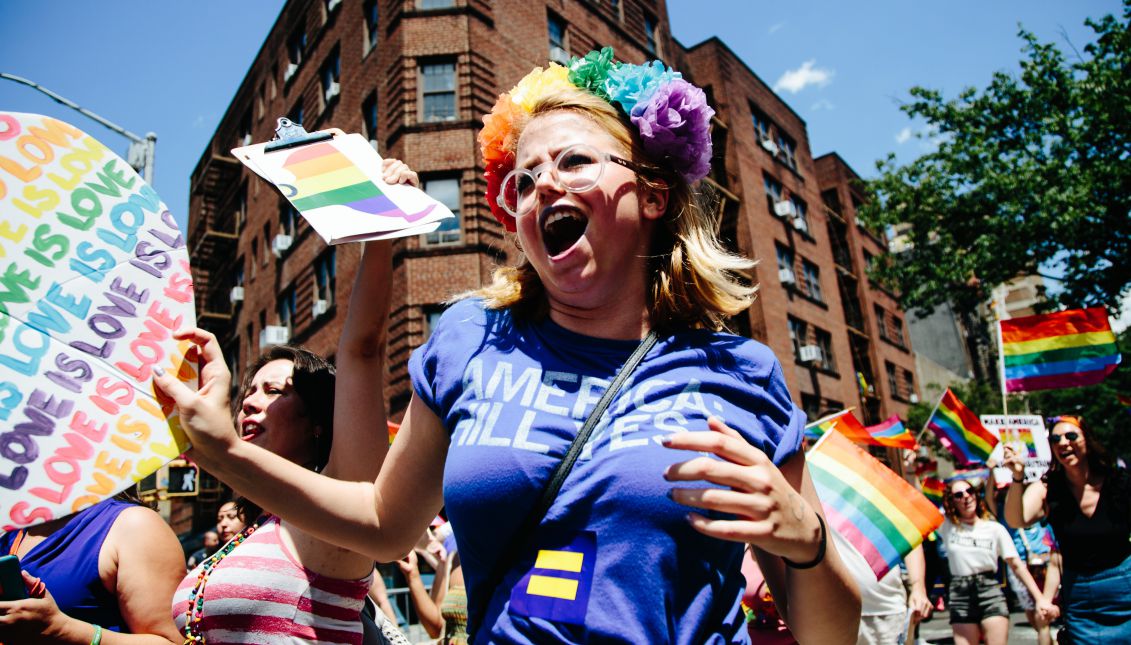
[172,515,372,644]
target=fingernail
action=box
[660,435,673,447]
[153,366,165,377]
[662,466,672,480]
[666,488,674,500]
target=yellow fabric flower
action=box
[508,64,571,113]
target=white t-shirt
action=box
[938,518,1018,577]
[832,529,907,617]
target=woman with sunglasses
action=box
[939,479,1054,645]
[1003,415,1131,643]
[155,49,859,643]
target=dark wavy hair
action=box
[234,345,335,522]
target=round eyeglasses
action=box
[497,143,642,218]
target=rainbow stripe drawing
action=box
[999,306,1121,392]
[809,430,944,579]
[234,128,453,243]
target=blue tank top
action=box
[0,499,131,632]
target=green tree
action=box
[859,2,1131,318]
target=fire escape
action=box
[827,206,881,424]
[187,140,244,343]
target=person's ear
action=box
[639,184,669,221]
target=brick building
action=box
[185,0,918,533]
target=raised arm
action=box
[324,158,416,482]
[663,417,860,644]
[154,332,447,563]
[1002,445,1047,527]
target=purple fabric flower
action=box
[631,78,715,182]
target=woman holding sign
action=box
[165,159,418,644]
[157,49,859,643]
[1004,415,1131,643]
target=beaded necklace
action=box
[182,516,263,644]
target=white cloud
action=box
[768,22,785,35]
[773,60,834,94]
[810,99,835,111]
[895,126,913,144]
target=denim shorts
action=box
[1059,552,1131,644]
[948,572,1009,624]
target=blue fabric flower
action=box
[604,61,682,118]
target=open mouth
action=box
[540,207,588,257]
[241,421,262,442]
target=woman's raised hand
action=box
[662,417,823,564]
[382,157,419,187]
[1002,444,1026,480]
[153,327,240,460]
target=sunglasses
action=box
[949,489,975,500]
[1049,431,1081,444]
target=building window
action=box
[238,110,253,148]
[278,287,296,336]
[419,0,455,9]
[364,0,379,52]
[775,244,795,285]
[886,361,901,400]
[236,183,248,232]
[256,83,266,121]
[320,47,341,107]
[611,0,621,20]
[314,248,336,308]
[790,195,809,234]
[643,12,659,56]
[250,241,258,279]
[287,28,306,66]
[270,64,278,99]
[246,323,255,363]
[763,174,783,215]
[788,316,808,361]
[892,316,906,347]
[776,130,798,170]
[902,368,915,400]
[419,60,456,122]
[281,203,298,237]
[814,328,835,372]
[548,12,568,64]
[751,106,771,142]
[262,223,271,264]
[362,92,379,149]
[874,304,888,340]
[423,177,461,245]
[801,259,822,303]
[423,304,446,340]
[288,101,304,126]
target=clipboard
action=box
[232,118,453,244]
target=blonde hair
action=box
[471,86,756,333]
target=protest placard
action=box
[0,112,196,529]
[981,415,1051,485]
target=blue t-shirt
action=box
[409,299,805,644]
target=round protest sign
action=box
[0,113,196,530]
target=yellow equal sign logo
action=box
[527,549,585,600]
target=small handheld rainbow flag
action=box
[926,388,998,465]
[809,430,944,579]
[865,415,918,450]
[921,477,945,506]
[1000,306,1121,392]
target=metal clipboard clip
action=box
[263,117,335,153]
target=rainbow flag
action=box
[809,430,944,579]
[921,477,945,506]
[1000,307,1120,392]
[387,420,400,445]
[865,415,919,450]
[926,388,998,465]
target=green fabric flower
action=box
[568,47,618,101]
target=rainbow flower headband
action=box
[479,47,715,232]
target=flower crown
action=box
[479,47,715,232]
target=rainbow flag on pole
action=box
[1000,306,1121,392]
[864,415,919,450]
[809,430,944,579]
[926,389,998,465]
[921,477,945,506]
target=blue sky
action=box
[0,0,1120,237]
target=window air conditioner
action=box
[799,344,822,363]
[312,299,330,318]
[240,133,253,147]
[259,325,290,348]
[791,215,809,234]
[549,46,570,66]
[760,138,779,155]
[272,234,293,258]
[324,81,340,103]
[909,393,920,404]
[773,200,795,218]
[284,63,299,83]
[229,286,245,303]
[327,0,341,12]
[778,268,795,286]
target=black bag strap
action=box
[468,330,658,639]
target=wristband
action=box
[1012,475,1025,483]
[783,514,827,569]
[91,625,103,645]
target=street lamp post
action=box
[1,72,157,183]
